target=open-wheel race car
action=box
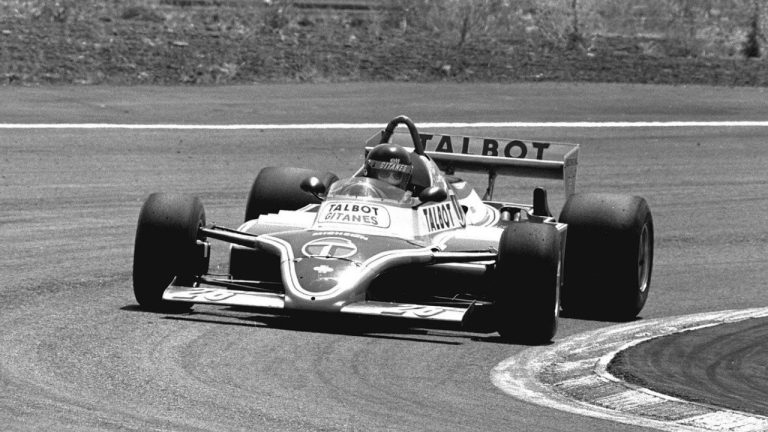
[133,115,654,344]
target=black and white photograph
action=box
[1,0,767,430]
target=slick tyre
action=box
[133,193,207,312]
[244,167,338,221]
[494,223,560,344]
[559,193,654,321]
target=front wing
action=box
[163,285,469,323]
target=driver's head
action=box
[364,143,413,190]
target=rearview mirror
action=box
[300,176,326,196]
[418,186,448,204]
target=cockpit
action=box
[326,177,418,207]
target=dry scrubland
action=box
[0,0,767,85]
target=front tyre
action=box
[559,193,654,321]
[133,193,207,312]
[494,223,560,344]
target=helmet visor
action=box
[377,170,404,181]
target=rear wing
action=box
[366,130,579,198]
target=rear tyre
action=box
[559,193,654,321]
[244,167,338,221]
[494,223,560,344]
[133,193,207,312]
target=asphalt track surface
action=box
[1,83,767,431]
[612,314,768,417]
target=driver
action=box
[363,143,413,191]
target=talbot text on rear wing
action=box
[366,130,579,198]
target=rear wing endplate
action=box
[366,130,579,198]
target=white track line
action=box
[2,121,768,130]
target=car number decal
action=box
[380,305,446,318]
[166,287,236,302]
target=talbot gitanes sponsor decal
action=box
[421,202,460,233]
[302,237,358,259]
[318,201,391,228]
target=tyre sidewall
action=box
[560,193,654,320]
[133,193,205,310]
[495,222,560,344]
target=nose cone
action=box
[266,230,429,311]
[293,257,362,297]
[307,277,338,293]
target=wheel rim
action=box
[637,224,651,293]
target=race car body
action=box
[134,116,654,343]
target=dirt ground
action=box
[2,3,768,86]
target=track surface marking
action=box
[2,121,768,129]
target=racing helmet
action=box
[364,143,413,190]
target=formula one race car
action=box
[132,115,654,343]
